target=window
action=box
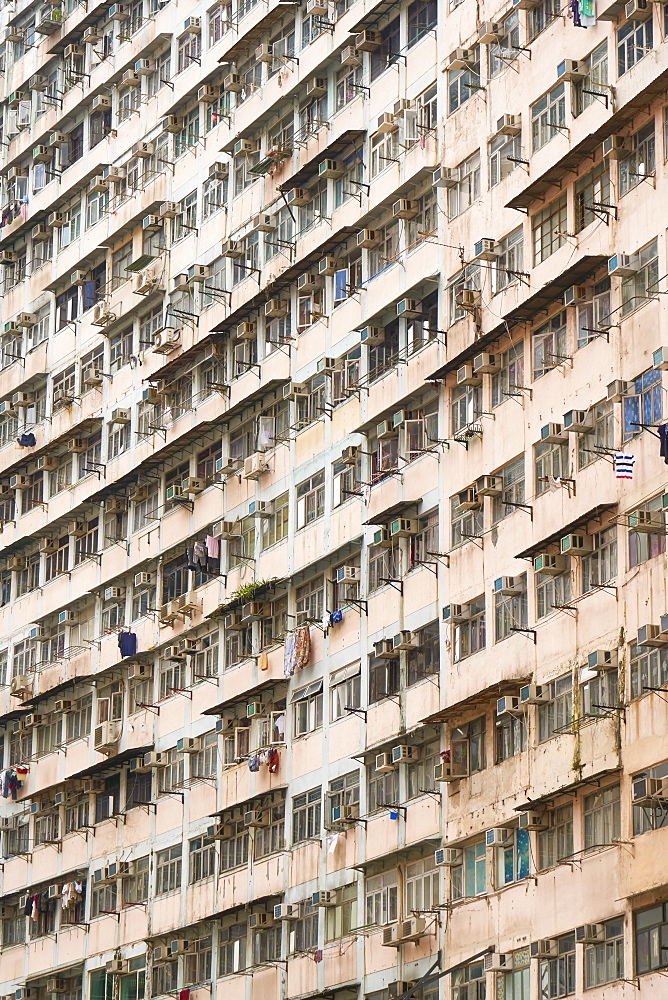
[575,162,611,232]
[533,310,566,378]
[326,885,357,940]
[624,368,663,445]
[584,784,620,849]
[407,741,439,798]
[636,902,668,973]
[91,881,117,919]
[451,717,486,774]
[448,151,481,219]
[617,14,652,76]
[406,621,439,685]
[630,641,668,700]
[448,264,481,324]
[492,341,525,406]
[495,828,530,886]
[327,772,360,824]
[408,0,437,44]
[496,710,527,762]
[493,228,524,293]
[495,574,528,642]
[209,3,232,46]
[536,564,571,619]
[532,195,567,264]
[449,47,481,114]
[172,190,198,241]
[192,730,218,777]
[405,857,439,912]
[156,844,182,894]
[534,437,569,496]
[370,129,399,178]
[452,959,486,1000]
[254,802,285,858]
[538,675,573,740]
[531,84,565,151]
[538,805,573,869]
[584,917,624,987]
[126,770,152,810]
[529,0,560,36]
[489,129,522,187]
[292,681,323,737]
[368,766,399,814]
[453,596,485,660]
[451,382,481,433]
[577,279,612,349]
[295,577,324,625]
[581,667,618,718]
[220,818,249,871]
[451,494,483,548]
[539,937,578,1000]
[219,921,247,975]
[177,31,201,72]
[370,18,400,80]
[581,526,617,592]
[575,42,608,115]
[330,663,361,721]
[368,652,400,703]
[622,239,659,316]
[620,123,655,197]
[253,924,282,965]
[366,870,398,925]
[368,541,399,592]
[451,840,487,900]
[292,787,321,843]
[189,834,215,882]
[492,456,525,523]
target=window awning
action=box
[514,503,617,561]
[291,679,323,702]
[330,662,361,686]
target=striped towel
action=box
[614,453,635,479]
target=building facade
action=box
[0,0,666,998]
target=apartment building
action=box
[0,0,667,998]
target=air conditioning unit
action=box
[494,576,522,596]
[246,701,266,718]
[104,586,125,600]
[456,487,481,511]
[518,810,551,831]
[33,145,52,163]
[435,847,463,866]
[476,475,504,497]
[162,116,183,133]
[274,903,298,920]
[389,518,416,540]
[541,422,567,444]
[497,696,522,717]
[442,604,470,624]
[135,57,155,74]
[602,135,628,159]
[374,639,395,659]
[519,683,548,704]
[556,59,583,82]
[84,366,104,387]
[331,803,359,824]
[560,533,594,555]
[486,827,513,847]
[176,737,199,754]
[376,112,398,135]
[303,75,328,103]
[433,166,458,188]
[233,139,257,156]
[397,917,426,943]
[198,85,219,103]
[122,70,140,86]
[457,364,481,387]
[67,519,86,537]
[341,45,362,67]
[562,409,592,432]
[244,810,266,828]
[265,298,288,318]
[391,744,415,763]
[95,722,120,752]
[607,379,630,402]
[373,527,392,547]
[152,329,182,354]
[533,553,568,575]
[361,326,385,345]
[396,298,422,318]
[484,954,509,972]
[248,912,273,928]
[108,3,129,20]
[106,961,129,975]
[243,453,269,480]
[625,0,650,17]
[184,15,201,31]
[92,302,113,326]
[638,624,668,648]
[46,980,67,993]
[629,509,665,532]
[473,237,497,261]
[588,649,618,671]
[8,557,26,571]
[251,213,273,233]
[312,890,336,906]
[448,47,475,70]
[375,752,394,773]
[128,662,151,680]
[255,43,273,63]
[608,253,640,277]
[92,95,112,110]
[341,445,358,465]
[336,565,359,584]
[111,408,131,425]
[39,537,57,552]
[455,288,481,310]
[133,141,154,159]
[576,923,606,944]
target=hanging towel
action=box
[185,547,197,570]
[659,425,668,465]
[330,610,343,625]
[570,0,582,26]
[284,632,297,677]
[267,748,279,773]
[17,433,36,447]
[295,626,311,670]
[248,753,260,772]
[205,535,219,560]
[614,453,635,479]
[258,652,269,671]
[118,631,138,657]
